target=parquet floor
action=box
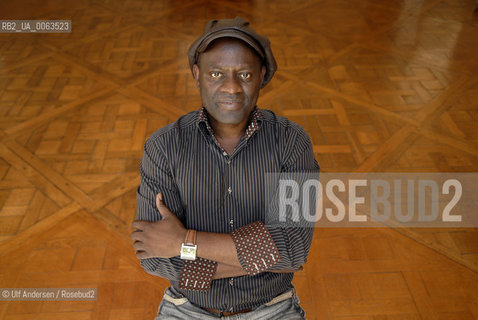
[1,0,477,319]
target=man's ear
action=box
[260,65,266,87]
[192,64,200,88]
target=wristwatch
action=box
[180,229,197,260]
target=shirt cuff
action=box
[231,221,281,275]
[178,257,217,291]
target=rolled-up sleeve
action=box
[265,124,319,271]
[266,225,314,270]
[136,133,185,281]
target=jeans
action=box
[155,287,306,319]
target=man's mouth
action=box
[217,100,243,109]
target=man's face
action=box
[193,38,266,126]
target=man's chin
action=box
[210,107,249,125]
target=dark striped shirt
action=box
[136,107,320,312]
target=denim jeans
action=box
[155,287,306,319]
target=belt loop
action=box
[163,291,188,306]
[263,289,295,306]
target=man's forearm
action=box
[212,263,248,279]
[196,230,304,278]
[212,262,303,280]
[196,231,242,268]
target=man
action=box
[132,17,319,319]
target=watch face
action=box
[181,244,197,260]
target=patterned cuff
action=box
[231,221,281,275]
[178,258,218,291]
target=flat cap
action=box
[188,17,277,88]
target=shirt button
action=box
[229,219,234,227]
[229,278,234,286]
[223,151,227,156]
[227,160,231,165]
[228,187,232,194]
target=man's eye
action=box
[240,73,251,80]
[210,72,222,78]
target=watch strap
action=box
[184,229,197,246]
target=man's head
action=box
[192,37,265,125]
[188,17,276,126]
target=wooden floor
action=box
[1,0,478,319]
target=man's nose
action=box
[220,76,242,95]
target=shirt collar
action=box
[196,106,262,140]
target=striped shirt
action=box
[136,107,320,312]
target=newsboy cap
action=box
[188,17,277,88]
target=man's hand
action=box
[131,193,187,259]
